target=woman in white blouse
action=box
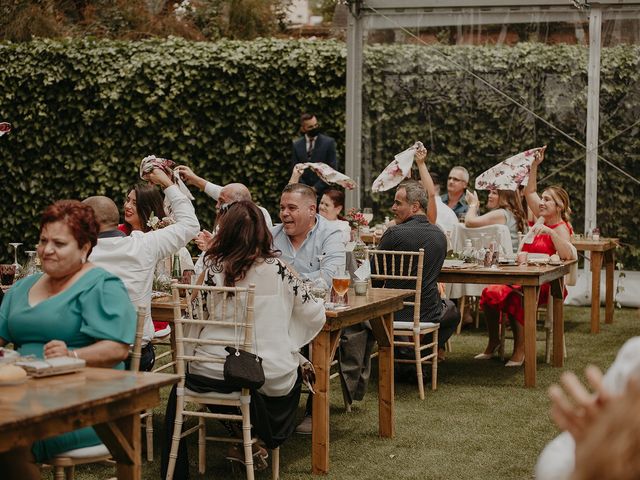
[161,201,325,478]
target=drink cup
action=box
[353,280,368,296]
[0,264,16,286]
[516,251,528,266]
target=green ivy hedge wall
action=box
[0,38,638,267]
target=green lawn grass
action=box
[71,306,639,480]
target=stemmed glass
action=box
[8,243,22,277]
[362,208,374,226]
[331,266,351,308]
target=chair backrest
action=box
[170,281,256,385]
[129,307,146,372]
[366,248,424,326]
[451,223,514,255]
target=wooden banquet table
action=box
[438,261,574,388]
[0,367,178,479]
[152,289,412,475]
[571,237,619,334]
[311,287,412,475]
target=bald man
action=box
[83,168,200,370]
[174,165,273,227]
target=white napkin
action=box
[297,162,357,190]
[371,141,422,192]
[139,155,195,200]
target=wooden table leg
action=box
[371,313,394,438]
[94,413,142,480]
[523,286,538,387]
[311,329,330,475]
[590,251,603,333]
[551,278,565,368]
[605,249,615,324]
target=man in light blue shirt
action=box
[272,182,345,434]
[271,183,345,286]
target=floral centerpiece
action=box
[345,208,370,261]
[345,208,370,230]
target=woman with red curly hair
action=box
[0,200,136,479]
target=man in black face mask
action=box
[290,112,338,197]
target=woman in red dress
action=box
[475,149,576,366]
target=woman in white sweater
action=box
[161,201,325,478]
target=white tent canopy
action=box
[344,0,640,236]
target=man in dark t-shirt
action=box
[374,179,460,361]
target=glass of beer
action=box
[332,267,351,307]
[0,264,16,286]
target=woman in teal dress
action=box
[0,200,136,479]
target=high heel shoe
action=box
[505,358,524,367]
[473,344,499,360]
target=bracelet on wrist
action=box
[71,350,79,359]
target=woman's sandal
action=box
[225,444,269,472]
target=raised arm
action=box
[175,165,207,191]
[414,147,437,224]
[145,169,201,261]
[464,190,507,228]
[288,164,305,184]
[525,147,546,217]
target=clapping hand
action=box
[548,365,612,442]
[465,189,479,208]
[195,230,213,252]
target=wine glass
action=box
[8,242,22,277]
[362,208,374,226]
[331,267,351,307]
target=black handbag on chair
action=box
[223,346,265,390]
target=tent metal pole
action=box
[345,3,363,210]
[585,5,602,236]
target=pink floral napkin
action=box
[371,141,423,192]
[475,147,545,191]
[139,155,194,200]
[0,122,11,137]
[299,162,357,190]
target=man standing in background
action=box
[290,112,337,197]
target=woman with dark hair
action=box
[475,150,575,366]
[120,183,167,235]
[464,188,528,250]
[0,200,135,479]
[161,201,325,477]
[120,183,195,337]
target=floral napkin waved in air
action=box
[475,146,546,191]
[0,122,11,137]
[139,155,195,200]
[371,141,424,192]
[298,162,357,190]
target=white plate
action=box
[443,259,465,268]
[527,253,550,264]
